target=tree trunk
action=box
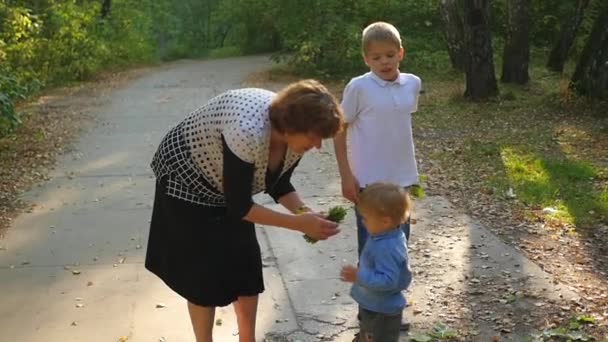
[439,0,466,71]
[216,25,231,48]
[501,0,530,84]
[463,0,498,100]
[100,0,111,18]
[206,0,212,47]
[547,0,590,73]
[571,3,608,99]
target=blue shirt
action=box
[350,227,412,315]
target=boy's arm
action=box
[334,81,360,202]
[356,248,402,291]
[333,128,359,202]
[411,75,422,114]
[333,128,350,176]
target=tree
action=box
[100,0,111,18]
[439,0,466,71]
[571,2,608,99]
[463,0,498,100]
[501,0,530,84]
[546,0,590,73]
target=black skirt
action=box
[145,177,264,307]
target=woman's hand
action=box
[340,265,358,283]
[295,213,340,241]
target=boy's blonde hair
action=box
[361,21,402,54]
[357,182,411,226]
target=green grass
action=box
[500,148,607,226]
[206,46,243,59]
[411,48,608,230]
[452,138,607,228]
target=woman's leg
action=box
[233,295,259,342]
[188,301,216,342]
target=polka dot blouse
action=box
[151,88,302,211]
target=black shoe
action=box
[400,316,411,331]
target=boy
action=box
[340,182,412,342]
[333,21,421,328]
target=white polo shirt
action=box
[341,71,421,188]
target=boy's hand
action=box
[340,265,358,283]
[341,174,360,203]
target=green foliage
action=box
[411,323,458,341]
[268,0,444,78]
[0,69,25,136]
[326,206,348,223]
[529,315,596,341]
[0,0,603,136]
[0,0,158,137]
[206,46,242,59]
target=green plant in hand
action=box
[410,175,426,199]
[410,185,424,199]
[303,206,347,244]
[326,206,348,223]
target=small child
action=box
[340,182,412,342]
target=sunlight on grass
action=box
[500,147,606,227]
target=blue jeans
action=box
[356,208,410,257]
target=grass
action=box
[500,148,605,226]
[414,55,608,231]
[205,46,243,59]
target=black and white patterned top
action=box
[151,88,302,214]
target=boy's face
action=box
[359,209,394,235]
[363,40,404,82]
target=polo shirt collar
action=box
[369,71,405,87]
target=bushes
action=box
[0,0,157,137]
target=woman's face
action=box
[284,133,323,154]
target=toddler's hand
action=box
[340,265,358,283]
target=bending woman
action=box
[145,79,344,342]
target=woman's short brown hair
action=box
[269,79,344,138]
[357,182,411,226]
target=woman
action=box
[145,79,344,342]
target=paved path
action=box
[0,56,577,342]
